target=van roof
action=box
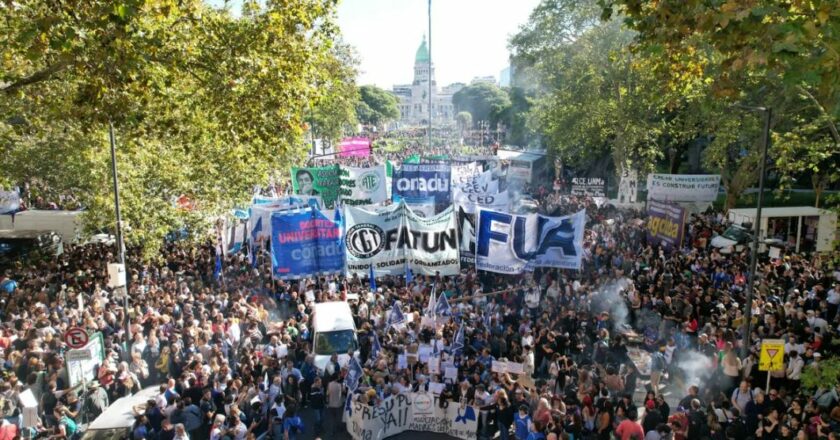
[313,301,355,332]
[87,386,159,431]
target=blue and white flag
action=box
[371,332,382,360]
[451,323,465,357]
[405,264,413,284]
[250,216,263,268]
[386,304,406,328]
[435,291,452,317]
[369,264,377,292]
[346,357,363,392]
[427,284,437,316]
[213,253,222,281]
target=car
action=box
[710,225,751,254]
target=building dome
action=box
[415,36,430,63]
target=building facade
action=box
[393,37,456,126]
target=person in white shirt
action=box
[786,351,804,392]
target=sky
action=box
[336,0,541,88]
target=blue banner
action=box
[391,163,451,213]
[270,208,344,279]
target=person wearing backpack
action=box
[282,407,305,440]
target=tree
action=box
[601,0,840,205]
[452,82,511,129]
[355,85,400,128]
[309,43,360,144]
[511,0,710,177]
[0,0,356,257]
[455,111,473,136]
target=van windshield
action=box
[314,330,358,355]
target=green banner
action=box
[404,154,421,164]
[290,165,341,208]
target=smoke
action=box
[589,277,633,331]
[674,349,715,393]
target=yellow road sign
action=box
[759,339,785,372]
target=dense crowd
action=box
[0,146,839,440]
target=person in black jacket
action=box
[494,394,515,440]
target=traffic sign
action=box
[66,349,92,362]
[64,327,89,349]
[759,339,785,372]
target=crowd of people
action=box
[0,143,839,440]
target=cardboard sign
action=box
[428,357,440,374]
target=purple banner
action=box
[646,200,685,248]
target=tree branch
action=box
[797,85,840,145]
[1,61,71,94]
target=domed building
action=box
[392,36,459,127]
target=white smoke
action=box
[589,277,633,331]
[674,349,715,395]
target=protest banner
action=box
[269,208,344,279]
[0,189,21,215]
[339,137,371,158]
[346,393,478,440]
[391,163,452,213]
[646,174,720,202]
[340,165,388,206]
[248,196,324,242]
[343,201,459,276]
[570,177,606,197]
[618,168,639,204]
[476,209,586,274]
[646,200,686,248]
[291,165,342,208]
[457,207,476,267]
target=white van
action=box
[312,301,359,373]
[81,386,159,440]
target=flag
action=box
[344,393,353,415]
[371,332,382,360]
[435,291,452,317]
[451,323,465,357]
[250,216,263,268]
[213,252,223,281]
[263,372,269,390]
[427,284,437,316]
[369,264,377,292]
[346,357,363,392]
[432,339,440,355]
[386,304,406,329]
[405,264,413,284]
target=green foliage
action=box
[355,85,400,128]
[0,0,357,258]
[801,357,840,391]
[455,111,473,133]
[452,82,511,129]
[600,0,840,208]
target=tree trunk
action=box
[812,174,826,208]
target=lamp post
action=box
[734,105,772,360]
[427,0,433,152]
[108,122,130,355]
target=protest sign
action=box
[343,201,460,276]
[457,207,475,267]
[0,189,21,215]
[570,177,606,197]
[248,196,324,242]
[340,165,388,206]
[391,163,452,213]
[346,393,478,440]
[646,200,686,248]
[646,174,720,202]
[339,137,371,158]
[269,208,344,279]
[291,165,342,208]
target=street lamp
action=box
[108,123,130,356]
[732,104,772,360]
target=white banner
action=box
[450,162,481,187]
[346,392,478,440]
[0,189,20,214]
[341,165,388,206]
[476,209,586,274]
[646,174,720,202]
[344,201,460,276]
[452,170,505,214]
